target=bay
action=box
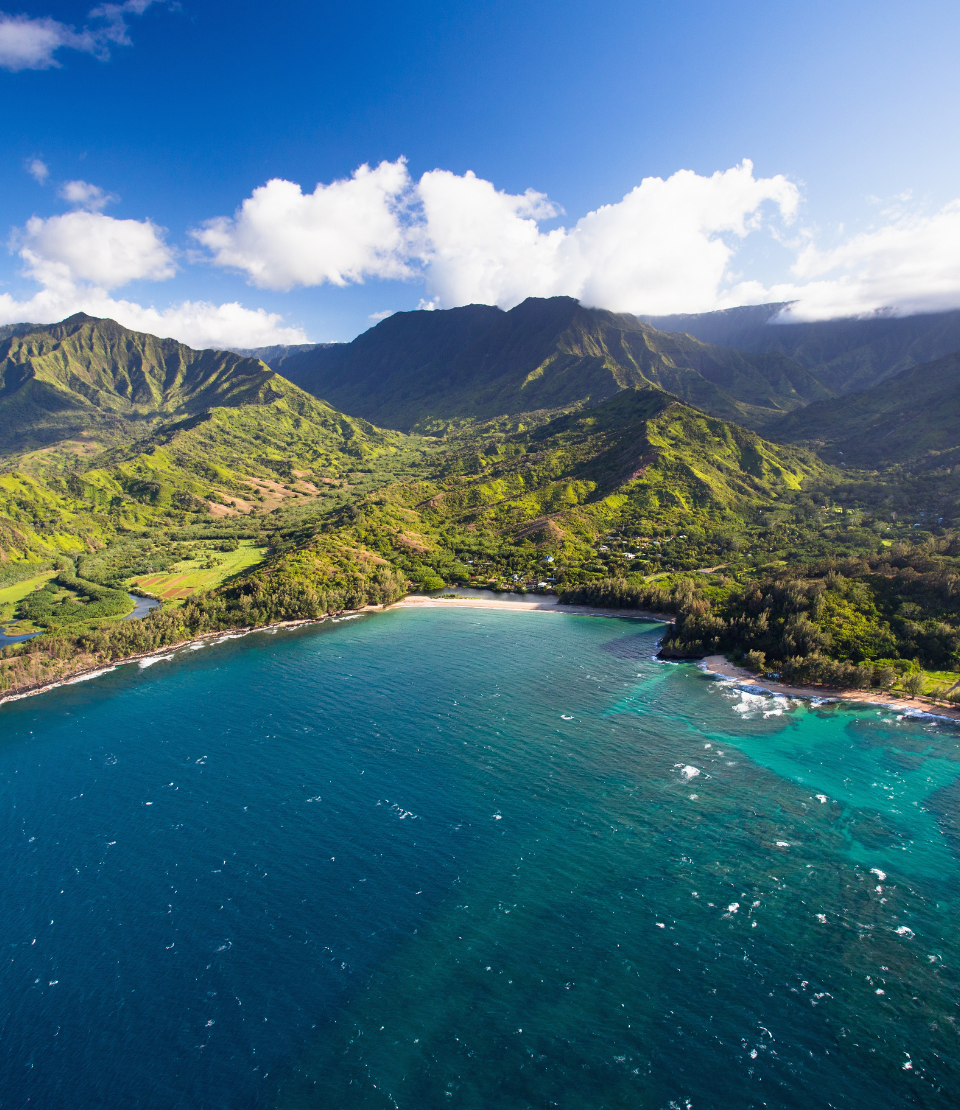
[1,607,958,1109]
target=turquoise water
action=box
[1,608,958,1109]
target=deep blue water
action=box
[1,607,959,1109]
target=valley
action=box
[0,302,958,708]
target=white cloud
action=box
[197,159,799,316]
[18,210,175,287]
[11,156,960,353]
[87,0,155,46]
[417,161,798,314]
[193,159,415,290]
[752,201,960,321]
[3,187,306,349]
[0,281,307,350]
[0,1,153,71]
[0,12,96,70]
[416,169,565,308]
[368,309,395,321]
[59,179,116,211]
[26,158,49,184]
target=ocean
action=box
[1,606,957,1109]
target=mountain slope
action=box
[277,297,828,432]
[774,350,960,468]
[0,313,296,455]
[227,341,329,369]
[643,304,960,394]
[294,386,825,598]
[0,316,423,564]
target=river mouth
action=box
[1,593,159,645]
[0,628,39,647]
[123,593,161,620]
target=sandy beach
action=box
[5,593,957,725]
[392,593,674,622]
[0,595,672,709]
[701,654,960,722]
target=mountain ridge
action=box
[774,349,960,468]
[275,296,829,432]
[642,303,960,394]
[0,313,297,455]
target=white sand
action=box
[391,594,673,622]
[701,655,960,721]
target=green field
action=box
[0,571,57,606]
[128,541,268,603]
[0,571,57,627]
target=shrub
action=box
[872,665,896,688]
[901,672,925,697]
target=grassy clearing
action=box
[908,669,960,698]
[0,571,58,627]
[128,540,268,603]
[0,571,57,607]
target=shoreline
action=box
[0,608,383,709]
[14,594,955,724]
[393,594,675,622]
[0,595,672,709]
[700,654,960,722]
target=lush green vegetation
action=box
[3,307,960,708]
[13,560,133,628]
[659,537,960,687]
[776,350,960,468]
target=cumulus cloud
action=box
[0,0,154,71]
[59,179,116,211]
[18,210,175,287]
[0,280,307,349]
[193,160,415,290]
[415,170,565,308]
[417,162,798,314]
[747,201,960,321]
[196,160,799,316]
[26,158,49,184]
[3,190,305,349]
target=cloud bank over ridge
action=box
[194,158,960,324]
[5,157,960,347]
[194,159,802,317]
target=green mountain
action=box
[370,387,821,549]
[276,297,829,432]
[0,313,304,455]
[256,387,826,601]
[9,308,960,703]
[643,303,960,394]
[774,349,960,468]
[0,322,40,344]
[0,315,421,565]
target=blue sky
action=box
[2,0,960,346]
